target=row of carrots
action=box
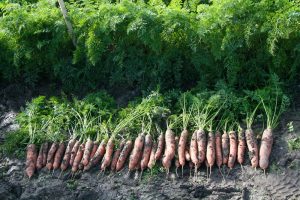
[25,126,272,179]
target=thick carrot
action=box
[178,129,189,167]
[129,133,145,171]
[190,131,199,167]
[196,129,206,165]
[155,132,164,161]
[69,140,80,166]
[101,137,114,171]
[245,128,259,168]
[206,131,215,177]
[228,131,237,169]
[90,141,99,159]
[215,131,223,168]
[237,130,246,165]
[72,143,85,173]
[110,140,125,171]
[25,144,37,178]
[259,128,273,170]
[60,139,76,171]
[222,131,229,164]
[148,142,157,169]
[42,142,48,167]
[84,140,106,171]
[53,143,65,170]
[36,144,44,170]
[162,128,175,174]
[82,138,93,166]
[141,134,153,171]
[46,142,59,170]
[116,140,133,171]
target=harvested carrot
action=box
[116,140,133,171]
[245,128,259,168]
[215,131,223,169]
[206,131,215,178]
[141,134,153,171]
[190,131,199,168]
[53,142,65,170]
[237,129,246,165]
[90,141,99,159]
[42,142,48,167]
[155,132,164,161]
[25,144,37,178]
[69,140,80,166]
[110,140,125,171]
[46,142,59,170]
[148,142,157,169]
[196,129,206,165]
[82,138,93,166]
[222,131,229,165]
[72,143,85,173]
[84,140,106,171]
[101,137,114,171]
[36,144,44,170]
[178,129,189,167]
[162,128,175,174]
[61,139,76,171]
[228,131,237,169]
[129,133,145,171]
[259,128,273,170]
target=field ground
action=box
[0,84,300,200]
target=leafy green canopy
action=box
[0,0,299,93]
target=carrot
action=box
[259,128,273,171]
[42,142,48,167]
[90,141,99,159]
[46,142,59,170]
[129,133,145,171]
[60,139,76,171]
[25,144,37,178]
[162,128,176,174]
[72,143,85,173]
[222,131,229,165]
[53,142,65,170]
[175,136,180,177]
[178,129,189,168]
[36,144,44,170]
[245,128,259,168]
[116,140,133,171]
[82,138,93,166]
[227,131,237,169]
[155,132,164,161]
[185,149,191,161]
[237,129,246,166]
[110,140,125,171]
[69,140,80,166]
[196,129,206,165]
[215,131,223,169]
[147,142,157,169]
[206,131,215,178]
[190,131,199,169]
[140,134,153,171]
[101,137,114,171]
[84,140,106,171]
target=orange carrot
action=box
[140,134,153,171]
[222,131,229,164]
[215,131,223,168]
[228,131,237,169]
[148,142,157,169]
[82,138,93,166]
[196,129,206,165]
[129,133,145,171]
[53,142,65,170]
[101,137,114,171]
[110,140,125,171]
[245,128,259,168]
[69,140,80,166]
[162,128,175,174]
[116,140,133,171]
[90,141,99,159]
[259,128,273,171]
[42,142,48,167]
[237,130,246,165]
[155,132,164,161]
[61,139,76,171]
[36,144,44,170]
[72,143,85,173]
[206,131,215,178]
[190,131,199,167]
[178,129,189,167]
[25,144,37,178]
[46,142,59,170]
[84,140,106,171]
